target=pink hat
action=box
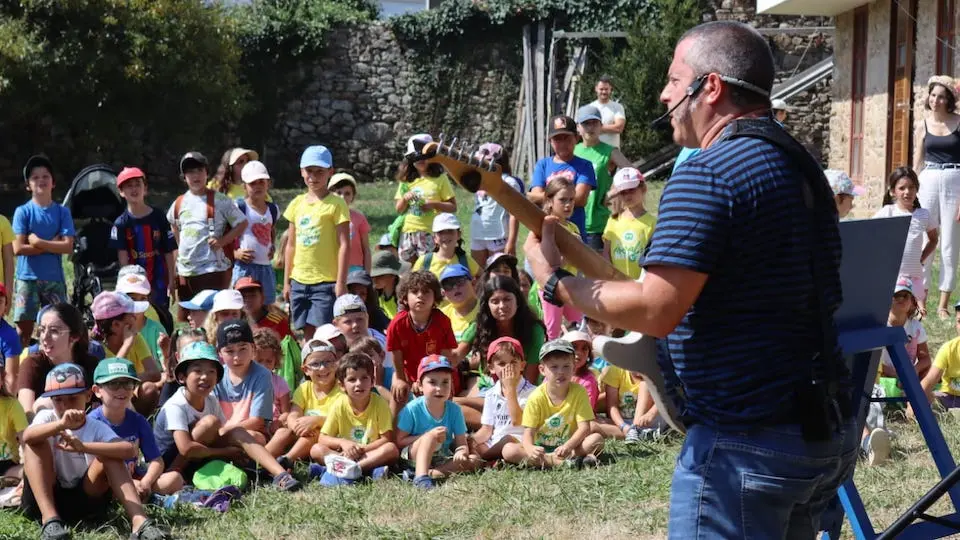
[91,291,148,320]
[117,167,145,188]
[486,336,524,361]
[609,167,645,196]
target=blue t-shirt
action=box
[12,200,75,282]
[88,406,161,464]
[644,122,844,429]
[214,362,274,423]
[108,207,177,303]
[0,320,22,368]
[672,147,701,174]
[530,156,597,239]
[397,396,467,454]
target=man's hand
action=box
[341,441,363,461]
[234,248,255,264]
[392,377,410,404]
[59,409,86,431]
[523,216,564,286]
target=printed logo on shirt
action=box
[351,426,366,443]
[621,392,637,418]
[950,378,960,393]
[535,412,569,448]
[623,231,636,243]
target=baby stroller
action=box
[64,164,124,327]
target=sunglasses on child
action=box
[101,380,137,391]
[441,277,470,291]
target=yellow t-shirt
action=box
[602,212,656,280]
[558,220,581,275]
[394,175,456,233]
[439,300,479,343]
[283,193,350,284]
[0,215,13,282]
[320,393,393,444]
[380,294,398,320]
[205,180,274,202]
[934,337,960,396]
[104,334,153,374]
[602,366,643,419]
[0,396,27,463]
[292,381,343,417]
[412,252,480,280]
[521,383,594,448]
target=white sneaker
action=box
[867,428,891,466]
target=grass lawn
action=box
[7,180,960,538]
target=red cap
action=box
[486,336,523,362]
[117,167,145,187]
[233,276,262,291]
[0,283,9,299]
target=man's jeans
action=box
[668,417,858,539]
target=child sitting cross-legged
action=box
[87,358,184,500]
[266,340,342,467]
[151,341,300,492]
[311,352,399,485]
[213,320,275,446]
[595,365,664,443]
[252,328,291,437]
[503,339,604,468]
[396,355,482,490]
[469,337,536,461]
[20,363,169,540]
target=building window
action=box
[851,7,868,179]
[937,0,956,76]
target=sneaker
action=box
[867,428,891,466]
[563,457,582,469]
[401,469,416,482]
[413,475,435,490]
[276,455,294,472]
[581,455,600,468]
[129,519,169,540]
[638,428,659,441]
[272,471,302,492]
[624,426,641,444]
[40,518,70,540]
[370,465,390,480]
[308,463,326,480]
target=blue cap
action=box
[417,354,454,380]
[575,104,602,124]
[439,264,471,283]
[178,289,217,311]
[300,145,333,169]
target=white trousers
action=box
[919,167,960,292]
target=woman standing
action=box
[915,76,960,318]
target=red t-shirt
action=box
[386,309,457,383]
[255,309,292,341]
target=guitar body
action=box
[423,140,686,434]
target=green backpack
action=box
[279,335,303,391]
[193,460,248,490]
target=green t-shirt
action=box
[522,323,546,366]
[140,317,167,370]
[575,142,615,234]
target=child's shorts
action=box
[232,262,277,305]
[0,459,17,474]
[399,231,434,263]
[14,279,67,322]
[290,280,336,329]
[469,237,507,252]
[20,475,111,523]
[400,444,452,470]
[161,446,209,484]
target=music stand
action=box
[822,216,960,539]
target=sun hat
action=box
[300,145,333,169]
[116,273,151,296]
[313,324,343,344]
[117,167,146,188]
[486,336,524,362]
[328,172,358,190]
[333,294,367,318]
[575,105,603,124]
[92,291,148,320]
[216,319,254,349]
[175,341,223,381]
[347,270,373,288]
[93,358,141,385]
[824,169,865,197]
[301,339,337,364]
[118,265,147,278]
[894,276,914,296]
[485,252,518,272]
[929,75,959,101]
[473,142,503,162]
[179,289,217,311]
[179,151,208,174]
[41,363,88,398]
[417,354,454,381]
[405,134,433,160]
[562,330,592,345]
[377,234,394,248]
[229,148,259,166]
[609,167,645,196]
[240,160,270,183]
[539,339,576,362]
[771,98,789,111]
[212,290,244,313]
[432,213,461,232]
[371,251,402,277]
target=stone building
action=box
[760,0,959,216]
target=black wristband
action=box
[543,268,574,307]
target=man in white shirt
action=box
[588,75,626,147]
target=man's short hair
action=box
[680,21,774,109]
[597,75,613,85]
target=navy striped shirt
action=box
[645,125,844,429]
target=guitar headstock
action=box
[421,135,503,193]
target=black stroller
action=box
[64,164,124,327]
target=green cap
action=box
[93,358,140,385]
[370,250,402,277]
[538,339,575,362]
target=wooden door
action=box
[888,0,917,175]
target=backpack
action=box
[235,199,280,253]
[173,190,234,262]
[421,250,469,272]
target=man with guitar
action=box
[524,21,857,538]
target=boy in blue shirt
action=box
[396,355,482,489]
[12,155,75,345]
[214,319,275,445]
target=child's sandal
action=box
[272,471,302,492]
[40,518,70,540]
[129,518,169,540]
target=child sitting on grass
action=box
[21,363,169,540]
[920,300,960,410]
[503,340,604,468]
[563,330,600,410]
[469,337,536,461]
[349,336,394,410]
[597,365,662,443]
[253,329,291,437]
[312,352,398,485]
[267,340,341,467]
[151,341,300,492]
[214,320,275,445]
[0,362,26,481]
[88,358,184,499]
[396,355,482,489]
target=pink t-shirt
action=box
[348,209,370,268]
[573,371,599,409]
[271,372,291,424]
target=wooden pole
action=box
[546,28,557,121]
[561,45,584,116]
[522,25,537,180]
[535,22,546,160]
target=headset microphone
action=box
[649,75,708,131]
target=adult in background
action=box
[589,75,626,148]
[528,115,596,240]
[771,98,790,124]
[914,75,960,319]
[210,147,258,200]
[525,21,856,537]
[574,104,632,251]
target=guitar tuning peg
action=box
[456,142,465,161]
[448,137,458,155]
[437,133,445,152]
[488,159,496,172]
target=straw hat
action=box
[928,75,959,101]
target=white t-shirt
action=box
[237,202,274,265]
[368,328,394,369]
[166,191,247,276]
[470,175,523,241]
[872,205,936,279]
[480,379,537,445]
[152,387,226,455]
[880,318,927,368]
[589,100,626,148]
[31,409,120,488]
